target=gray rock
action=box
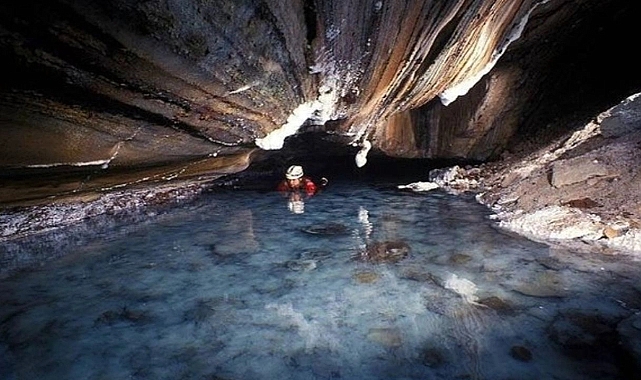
[551,157,609,188]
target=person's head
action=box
[285,165,304,188]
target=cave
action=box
[1,0,640,253]
[1,0,639,200]
[1,0,640,255]
[2,1,641,378]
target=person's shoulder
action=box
[276,180,290,191]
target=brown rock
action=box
[360,241,410,264]
[551,157,608,188]
[602,220,630,239]
[603,226,623,239]
[562,198,601,209]
[477,296,515,315]
[353,271,380,284]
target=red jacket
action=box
[277,177,318,196]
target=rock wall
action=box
[425,93,641,255]
[0,0,637,205]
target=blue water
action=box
[1,179,640,380]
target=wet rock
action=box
[353,270,380,284]
[301,223,350,236]
[429,165,480,193]
[366,327,403,348]
[535,256,568,271]
[285,259,318,272]
[298,249,333,261]
[500,205,605,241]
[510,345,533,362]
[399,267,440,284]
[477,296,515,315]
[448,253,472,265]
[0,182,206,243]
[397,182,439,192]
[420,346,447,368]
[511,270,568,298]
[358,241,410,264]
[253,279,295,297]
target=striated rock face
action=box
[0,0,639,205]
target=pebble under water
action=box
[1,179,640,380]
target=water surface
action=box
[1,179,640,380]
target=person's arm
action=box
[303,178,317,195]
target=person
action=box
[277,165,327,214]
[277,165,325,196]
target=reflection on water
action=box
[1,180,640,380]
[287,192,306,214]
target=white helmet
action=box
[285,165,304,180]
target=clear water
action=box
[1,179,640,380]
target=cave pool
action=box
[1,178,640,380]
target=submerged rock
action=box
[420,346,448,368]
[366,327,403,348]
[448,253,473,265]
[535,256,568,271]
[358,241,411,264]
[399,267,440,284]
[285,259,318,272]
[297,249,334,261]
[477,296,515,315]
[301,223,351,236]
[511,270,569,298]
[353,270,380,284]
[510,345,533,362]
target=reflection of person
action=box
[287,192,305,214]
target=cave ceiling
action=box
[0,0,639,205]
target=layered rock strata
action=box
[1,0,637,206]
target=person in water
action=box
[277,165,326,195]
[277,165,327,214]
